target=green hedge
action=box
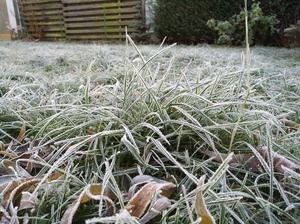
[154,0,299,45]
[154,0,242,44]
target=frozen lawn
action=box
[1,41,299,80]
[0,41,300,223]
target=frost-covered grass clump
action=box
[0,39,300,224]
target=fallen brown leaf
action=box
[16,122,26,143]
[0,150,17,159]
[126,178,176,219]
[127,182,159,218]
[195,175,215,224]
[129,175,175,199]
[48,172,63,182]
[2,181,19,208]
[257,146,300,174]
[3,178,39,209]
[139,196,171,224]
[82,176,175,223]
[81,184,103,203]
[0,175,16,192]
[281,118,300,131]
[131,175,167,185]
[61,184,114,224]
[203,150,262,173]
[19,191,36,211]
[0,159,14,175]
[0,141,4,151]
[203,146,300,175]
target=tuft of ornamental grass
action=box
[0,38,300,224]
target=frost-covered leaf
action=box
[61,184,114,224]
[139,196,171,224]
[127,177,175,218]
[19,191,36,211]
[195,176,215,224]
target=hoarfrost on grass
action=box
[0,41,300,223]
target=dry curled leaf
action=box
[281,118,300,131]
[195,175,215,224]
[203,146,300,175]
[61,184,114,224]
[0,171,61,222]
[257,146,300,174]
[0,159,14,175]
[0,175,17,192]
[2,181,19,207]
[48,172,63,182]
[129,175,175,199]
[85,176,175,224]
[0,150,17,159]
[127,182,159,218]
[1,138,54,177]
[3,178,39,209]
[131,175,168,185]
[0,141,4,151]
[203,150,262,173]
[16,122,26,143]
[126,177,175,219]
[139,196,171,224]
[19,192,36,211]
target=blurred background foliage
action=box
[153,0,300,45]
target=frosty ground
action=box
[0,41,300,223]
[1,41,299,81]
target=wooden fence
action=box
[18,0,144,41]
